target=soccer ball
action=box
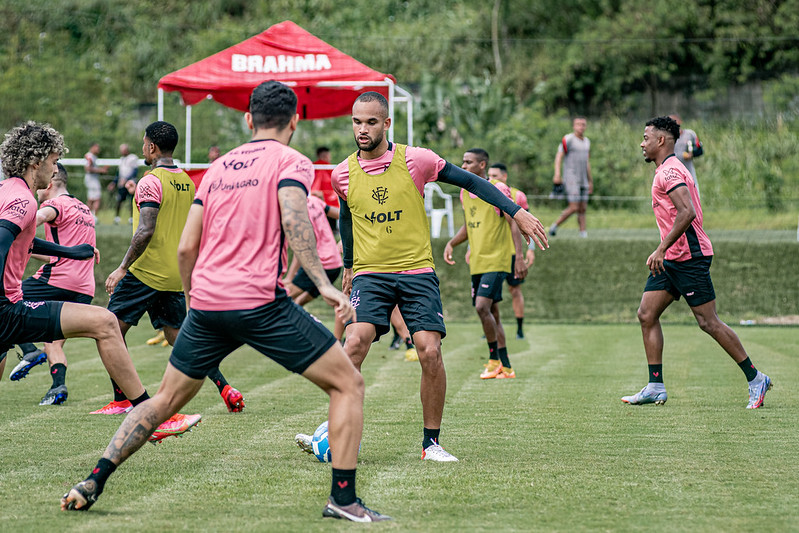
[311,420,332,463]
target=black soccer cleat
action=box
[10,349,47,380]
[40,384,68,405]
[322,497,391,522]
[61,479,100,511]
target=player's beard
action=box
[356,131,383,153]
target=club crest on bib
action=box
[371,186,389,205]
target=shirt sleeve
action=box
[331,160,350,201]
[0,193,36,228]
[515,190,529,210]
[40,199,60,224]
[135,173,163,208]
[406,147,447,190]
[279,153,314,193]
[558,136,568,154]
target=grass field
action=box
[1,321,796,532]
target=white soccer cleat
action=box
[621,386,668,406]
[422,443,458,462]
[295,433,314,455]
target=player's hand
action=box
[525,248,535,267]
[514,255,528,280]
[319,286,356,325]
[553,175,562,185]
[646,248,666,275]
[93,247,101,264]
[443,242,456,265]
[465,248,471,265]
[105,266,126,295]
[588,181,594,194]
[513,209,549,251]
[342,268,353,296]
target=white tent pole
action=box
[387,78,395,143]
[395,85,414,146]
[158,88,164,121]
[185,105,192,164]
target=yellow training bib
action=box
[460,179,514,275]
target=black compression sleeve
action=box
[0,225,17,288]
[31,238,94,260]
[339,198,353,269]
[437,162,521,217]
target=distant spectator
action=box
[112,144,139,224]
[84,143,109,221]
[549,117,593,238]
[669,113,704,197]
[208,145,221,163]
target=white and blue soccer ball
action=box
[311,420,332,463]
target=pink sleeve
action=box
[280,152,314,192]
[495,181,513,199]
[405,147,447,194]
[0,195,35,226]
[515,190,529,210]
[41,198,60,224]
[135,174,162,208]
[331,161,350,201]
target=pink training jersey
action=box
[0,178,37,304]
[652,154,713,261]
[331,143,447,201]
[135,173,163,206]
[33,195,96,296]
[190,139,314,311]
[513,189,529,210]
[307,195,343,270]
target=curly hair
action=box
[645,116,680,142]
[0,121,66,178]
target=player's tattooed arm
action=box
[278,185,330,291]
[106,206,159,294]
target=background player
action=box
[622,116,771,409]
[444,150,527,380]
[549,117,593,238]
[99,121,243,415]
[62,81,389,522]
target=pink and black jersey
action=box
[307,195,343,270]
[652,154,713,261]
[0,177,37,304]
[34,195,96,297]
[190,139,314,311]
[331,143,446,201]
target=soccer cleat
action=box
[322,497,391,522]
[61,479,100,511]
[161,339,169,347]
[422,443,459,462]
[480,359,503,379]
[295,433,314,455]
[148,413,202,444]
[221,384,245,412]
[388,333,402,351]
[549,225,557,237]
[746,374,772,409]
[516,331,525,340]
[495,367,516,379]
[10,349,47,380]
[621,386,668,406]
[90,399,132,415]
[40,384,68,405]
[404,347,419,362]
[145,330,165,345]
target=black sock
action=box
[423,427,440,450]
[207,367,228,393]
[331,468,357,506]
[487,341,498,361]
[516,317,524,332]
[87,458,117,495]
[405,337,414,349]
[129,391,150,407]
[497,347,511,368]
[738,357,758,382]
[648,364,663,383]
[51,363,67,388]
[19,343,39,354]
[111,379,127,402]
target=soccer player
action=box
[444,150,527,380]
[327,91,547,461]
[549,117,593,238]
[98,121,244,415]
[7,163,97,405]
[0,121,199,438]
[487,162,535,339]
[62,81,389,522]
[622,116,771,409]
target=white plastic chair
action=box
[424,182,455,239]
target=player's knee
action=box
[637,306,655,326]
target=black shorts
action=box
[644,256,716,307]
[22,276,93,305]
[116,186,132,203]
[505,255,525,287]
[471,271,507,305]
[349,272,446,342]
[292,267,341,298]
[0,300,64,354]
[169,295,337,379]
[107,271,186,330]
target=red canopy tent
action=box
[157,20,413,165]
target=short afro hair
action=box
[249,81,297,130]
[0,121,66,178]
[645,116,680,142]
[144,121,179,154]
